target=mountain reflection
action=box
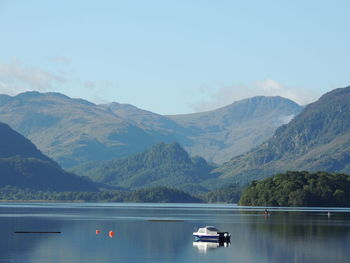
[1,204,350,263]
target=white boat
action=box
[193,226,230,242]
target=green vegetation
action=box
[72,142,218,191]
[0,122,52,162]
[217,86,350,184]
[239,171,350,207]
[0,156,97,191]
[201,184,243,203]
[0,92,301,167]
[0,92,173,168]
[0,186,202,203]
[0,121,98,192]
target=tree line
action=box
[239,171,350,207]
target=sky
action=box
[0,0,349,114]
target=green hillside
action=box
[72,142,218,190]
[0,156,96,191]
[217,86,350,184]
[110,96,302,163]
[0,92,301,168]
[0,92,175,168]
[0,122,52,162]
[0,122,97,191]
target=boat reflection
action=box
[193,241,230,253]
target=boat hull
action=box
[193,232,230,242]
[193,235,220,241]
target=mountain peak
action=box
[73,142,215,190]
[15,91,44,99]
[144,142,191,165]
[217,85,350,184]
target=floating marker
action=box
[96,230,101,235]
[109,230,115,238]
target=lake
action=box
[0,203,349,263]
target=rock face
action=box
[217,86,350,185]
[0,91,302,168]
[0,122,97,191]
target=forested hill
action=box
[71,142,218,191]
[239,171,350,207]
[0,122,97,191]
[217,86,350,184]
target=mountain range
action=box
[1,86,350,195]
[0,92,302,168]
[216,86,350,184]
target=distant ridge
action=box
[0,91,175,167]
[107,96,302,164]
[0,91,302,168]
[216,86,350,184]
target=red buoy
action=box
[109,231,114,238]
[96,230,101,235]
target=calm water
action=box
[0,203,349,263]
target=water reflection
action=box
[1,203,350,263]
[235,211,350,263]
[193,241,230,253]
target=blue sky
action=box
[0,0,349,114]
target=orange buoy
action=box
[96,230,101,235]
[109,231,115,238]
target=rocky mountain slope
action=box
[0,92,175,167]
[0,92,302,168]
[216,86,350,185]
[106,96,302,164]
[167,96,302,163]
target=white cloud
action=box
[192,79,320,112]
[0,58,115,105]
[0,59,66,95]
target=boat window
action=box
[206,227,219,232]
[198,228,205,233]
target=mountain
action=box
[71,142,218,191]
[0,122,52,161]
[0,91,301,168]
[0,92,175,168]
[167,96,302,163]
[217,86,350,185]
[106,96,302,164]
[105,102,182,133]
[0,122,97,191]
